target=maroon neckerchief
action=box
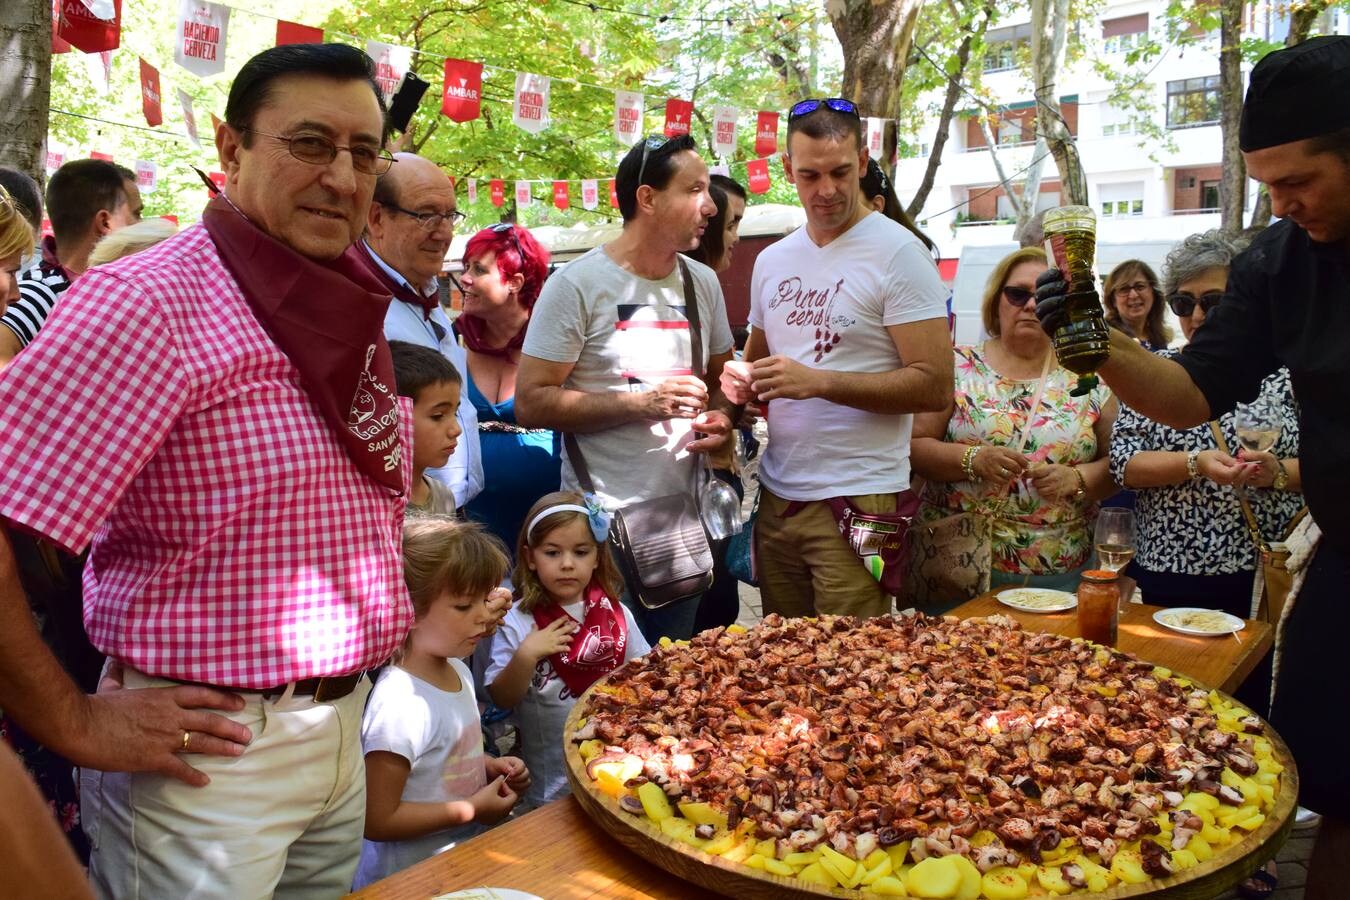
[39,234,74,282]
[355,241,440,319]
[455,311,525,360]
[201,195,405,494]
[532,578,628,696]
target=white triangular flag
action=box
[513,73,550,134]
[711,106,739,158]
[613,90,643,145]
[515,180,533,207]
[581,179,599,211]
[366,39,412,104]
[174,0,230,78]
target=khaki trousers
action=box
[83,669,371,899]
[755,487,895,619]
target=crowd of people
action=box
[0,34,1346,900]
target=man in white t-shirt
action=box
[722,99,952,619]
[517,134,736,642]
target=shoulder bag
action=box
[563,258,714,610]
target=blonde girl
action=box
[353,517,530,889]
[0,184,36,316]
[485,492,650,809]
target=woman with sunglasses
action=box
[911,247,1118,603]
[457,224,560,552]
[1103,259,1173,351]
[1108,230,1302,621]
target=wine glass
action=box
[699,455,743,540]
[1234,396,1282,455]
[1094,507,1136,578]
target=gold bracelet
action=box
[961,445,982,481]
[1072,467,1087,497]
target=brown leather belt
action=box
[179,671,368,702]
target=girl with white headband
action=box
[485,491,651,809]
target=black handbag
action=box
[562,258,714,609]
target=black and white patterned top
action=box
[2,245,70,348]
[1108,353,1303,575]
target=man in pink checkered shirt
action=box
[0,44,415,897]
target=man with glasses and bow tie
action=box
[360,151,483,510]
[719,98,952,620]
[0,43,415,897]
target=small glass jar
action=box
[1078,569,1119,646]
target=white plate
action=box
[996,587,1078,613]
[1152,608,1246,636]
[433,891,545,900]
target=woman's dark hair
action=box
[1103,259,1173,348]
[683,174,746,270]
[0,168,43,233]
[860,158,936,255]
[389,339,461,400]
[226,43,389,145]
[614,134,697,222]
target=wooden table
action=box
[950,590,1273,694]
[351,598,1277,899]
[348,796,704,899]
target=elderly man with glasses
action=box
[360,151,482,510]
[0,43,414,897]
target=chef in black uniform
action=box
[1035,36,1350,896]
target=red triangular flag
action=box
[664,98,692,138]
[90,150,114,161]
[207,171,225,197]
[139,58,163,127]
[553,181,570,211]
[441,59,483,123]
[275,20,322,46]
[490,179,505,208]
[608,178,619,209]
[746,157,770,195]
[755,111,779,157]
[51,0,72,54]
[57,0,121,54]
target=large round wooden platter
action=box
[562,619,1299,900]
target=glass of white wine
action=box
[1094,506,1136,584]
[1235,396,1282,455]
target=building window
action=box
[998,119,1025,146]
[1200,180,1220,210]
[1166,76,1221,129]
[1100,104,1137,138]
[1102,13,1147,53]
[1099,181,1144,217]
[984,24,1031,73]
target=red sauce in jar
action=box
[1078,569,1119,646]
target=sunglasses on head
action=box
[1167,291,1223,317]
[489,222,524,261]
[1002,286,1036,308]
[636,134,673,186]
[788,98,860,122]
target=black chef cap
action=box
[1240,36,1350,152]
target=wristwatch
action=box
[1186,449,1201,479]
[1273,459,1289,491]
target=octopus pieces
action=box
[572,614,1285,898]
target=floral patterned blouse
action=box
[918,344,1112,576]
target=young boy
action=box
[389,340,463,515]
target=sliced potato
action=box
[703,832,739,856]
[783,851,818,868]
[905,856,961,899]
[577,739,603,762]
[886,841,912,870]
[753,837,778,859]
[798,862,835,887]
[1171,848,1198,871]
[1188,834,1214,863]
[861,855,894,885]
[951,855,982,900]
[819,845,858,879]
[637,782,673,821]
[867,875,910,897]
[720,841,753,863]
[677,801,727,829]
[1035,865,1072,895]
[863,849,891,870]
[980,867,1029,900]
[763,857,795,877]
[1110,848,1148,885]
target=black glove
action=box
[1033,267,1100,337]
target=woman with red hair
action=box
[458,224,558,551]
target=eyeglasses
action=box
[380,201,465,232]
[1167,291,1223,317]
[245,129,395,175]
[490,222,524,260]
[788,98,860,121]
[1113,281,1151,298]
[636,135,672,187]
[1002,286,1036,308]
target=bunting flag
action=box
[490,179,505,208]
[663,98,692,137]
[366,40,412,104]
[56,0,121,54]
[139,58,162,126]
[84,49,112,96]
[513,72,550,134]
[51,0,72,54]
[755,111,779,157]
[581,178,598,210]
[466,177,478,204]
[177,88,200,148]
[709,162,730,178]
[174,0,229,77]
[134,159,157,193]
[609,178,618,208]
[613,90,643,146]
[711,106,738,158]
[77,0,115,17]
[46,144,67,175]
[746,157,770,195]
[90,150,114,161]
[865,117,885,158]
[552,180,570,211]
[441,58,483,123]
[207,170,225,196]
[275,19,322,46]
[515,180,533,207]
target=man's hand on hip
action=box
[686,410,733,454]
[69,662,252,787]
[750,355,821,401]
[646,375,708,420]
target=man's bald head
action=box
[367,152,460,287]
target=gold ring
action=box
[182,730,191,751]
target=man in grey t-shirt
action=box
[517,134,736,642]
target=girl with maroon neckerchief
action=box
[485,491,650,810]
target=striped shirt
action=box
[3,241,71,348]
